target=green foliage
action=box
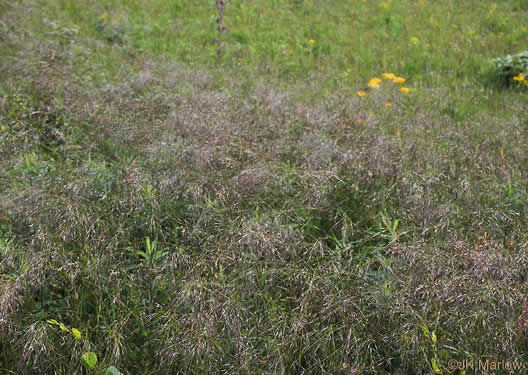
[95,12,129,44]
[47,320,125,374]
[487,50,528,87]
[82,352,98,370]
[85,158,116,200]
[421,325,444,374]
[106,366,124,375]
[134,236,168,267]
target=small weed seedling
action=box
[46,319,124,374]
[135,237,168,268]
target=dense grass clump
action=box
[1,0,528,374]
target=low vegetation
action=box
[1,0,527,374]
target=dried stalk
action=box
[216,0,226,61]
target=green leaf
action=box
[431,358,441,374]
[59,323,69,332]
[153,251,167,260]
[431,331,437,344]
[125,263,139,271]
[46,319,59,325]
[145,237,152,254]
[106,366,124,375]
[71,328,81,339]
[421,325,430,338]
[83,352,97,369]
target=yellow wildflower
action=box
[356,118,365,125]
[309,39,316,45]
[400,87,410,94]
[385,103,392,108]
[410,36,419,44]
[513,72,525,82]
[392,77,406,84]
[356,90,367,97]
[368,77,382,88]
[382,73,396,80]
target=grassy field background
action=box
[1,0,528,374]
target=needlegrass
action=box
[1,0,528,373]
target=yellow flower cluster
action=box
[513,72,528,87]
[356,73,410,97]
[368,77,382,88]
[380,73,406,84]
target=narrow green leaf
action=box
[145,237,151,254]
[59,323,69,332]
[46,319,59,325]
[431,358,441,374]
[421,325,430,338]
[125,263,139,271]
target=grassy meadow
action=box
[1,0,528,373]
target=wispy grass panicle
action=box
[1,0,528,373]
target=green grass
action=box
[1,0,528,374]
